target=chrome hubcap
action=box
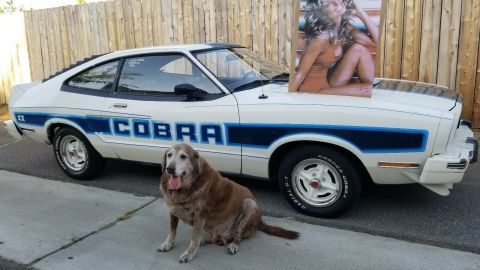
[291,159,342,207]
[59,135,87,171]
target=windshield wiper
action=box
[233,79,272,92]
[233,77,289,92]
[270,72,290,81]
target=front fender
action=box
[267,133,364,159]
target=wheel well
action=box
[47,123,70,144]
[268,141,373,185]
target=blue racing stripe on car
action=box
[14,112,111,134]
[225,123,428,153]
[13,112,428,153]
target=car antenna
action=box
[258,61,268,99]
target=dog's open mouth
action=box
[167,173,185,190]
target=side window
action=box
[117,55,222,95]
[68,61,119,91]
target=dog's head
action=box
[162,143,202,191]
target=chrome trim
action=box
[446,159,468,170]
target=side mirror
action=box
[174,84,206,101]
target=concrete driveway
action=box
[1,170,479,270]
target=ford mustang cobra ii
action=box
[4,44,478,218]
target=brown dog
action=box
[158,143,299,263]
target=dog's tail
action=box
[258,220,300,239]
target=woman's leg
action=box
[328,43,375,87]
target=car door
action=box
[98,53,241,173]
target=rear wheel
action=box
[53,127,105,180]
[278,146,361,218]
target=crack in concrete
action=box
[26,197,159,267]
[0,140,20,150]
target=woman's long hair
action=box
[303,0,353,46]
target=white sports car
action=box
[4,44,478,218]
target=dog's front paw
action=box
[178,251,195,263]
[157,241,174,252]
[227,243,239,255]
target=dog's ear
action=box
[162,150,167,173]
[194,150,203,176]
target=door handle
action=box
[113,103,128,108]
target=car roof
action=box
[42,43,244,83]
[108,43,244,57]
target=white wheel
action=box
[53,127,105,180]
[279,146,362,218]
[292,158,342,207]
[59,135,87,172]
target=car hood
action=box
[372,79,458,111]
[254,79,459,117]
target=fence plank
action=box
[105,1,118,52]
[161,0,174,44]
[474,33,480,127]
[271,0,279,64]
[114,0,127,50]
[456,0,480,120]
[152,0,163,46]
[437,0,462,88]
[419,0,442,83]
[88,3,100,55]
[383,0,404,78]
[97,2,109,54]
[375,3,386,78]
[400,0,422,81]
[285,0,293,68]
[80,4,93,58]
[122,0,135,48]
[38,10,51,77]
[132,0,143,47]
[142,0,154,47]
[182,0,194,44]
[278,0,287,67]
[65,6,78,64]
[25,11,44,80]
[265,0,272,61]
[172,0,184,44]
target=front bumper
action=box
[3,120,23,140]
[416,125,477,195]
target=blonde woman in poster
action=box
[292,0,379,97]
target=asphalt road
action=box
[0,124,479,256]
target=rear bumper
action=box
[419,125,476,189]
[3,120,23,140]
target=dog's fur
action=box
[158,143,299,263]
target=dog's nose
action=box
[166,166,175,175]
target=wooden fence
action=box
[1,0,480,127]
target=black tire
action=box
[278,146,361,218]
[53,127,105,180]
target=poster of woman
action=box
[289,0,383,97]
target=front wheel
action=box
[278,146,362,218]
[53,127,105,180]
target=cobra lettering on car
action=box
[111,118,224,145]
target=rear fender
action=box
[44,118,117,159]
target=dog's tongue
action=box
[168,176,182,190]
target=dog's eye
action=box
[180,154,187,160]
[167,153,172,158]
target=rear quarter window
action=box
[67,61,119,91]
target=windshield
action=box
[193,47,289,92]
